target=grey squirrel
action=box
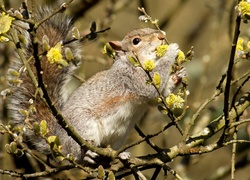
[6,7,186,164]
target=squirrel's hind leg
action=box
[83,150,99,164]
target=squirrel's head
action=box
[109,28,166,62]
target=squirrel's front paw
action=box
[162,67,187,97]
[156,43,179,66]
[164,43,179,62]
[172,67,187,85]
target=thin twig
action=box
[138,7,169,44]
[0,164,75,178]
[134,125,163,152]
[231,75,250,109]
[223,139,250,145]
[9,27,38,89]
[230,118,250,128]
[130,164,148,180]
[231,69,250,85]
[62,27,110,45]
[163,164,183,180]
[219,13,241,143]
[231,125,238,180]
[181,89,221,143]
[117,121,175,154]
[151,166,161,180]
[34,0,74,29]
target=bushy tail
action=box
[7,7,82,153]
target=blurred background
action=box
[0,0,250,179]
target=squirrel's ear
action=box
[109,41,123,51]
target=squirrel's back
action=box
[8,7,81,153]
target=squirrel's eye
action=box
[132,38,141,45]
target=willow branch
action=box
[220,14,241,143]
[133,52,184,135]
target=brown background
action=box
[0,0,250,179]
